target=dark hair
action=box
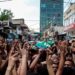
[39,50,46,62]
[55,41,58,45]
[65,53,72,58]
[65,60,74,66]
[65,53,73,61]
[52,46,58,54]
[72,40,75,43]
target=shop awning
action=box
[64,23,75,32]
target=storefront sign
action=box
[64,23,75,31]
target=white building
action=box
[64,3,75,38]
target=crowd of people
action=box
[0,36,75,75]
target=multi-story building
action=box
[0,19,30,39]
[64,3,75,38]
[0,19,29,35]
[40,0,63,32]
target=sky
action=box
[0,0,75,32]
[0,0,40,32]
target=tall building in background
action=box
[40,0,63,32]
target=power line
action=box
[0,0,12,2]
[25,20,40,21]
[27,23,39,26]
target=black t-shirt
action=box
[27,70,39,75]
[37,64,48,75]
[27,64,48,75]
[62,67,75,75]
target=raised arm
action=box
[56,45,65,75]
[12,65,17,75]
[29,49,43,69]
[72,47,75,64]
[5,53,18,75]
[19,43,28,75]
[29,54,40,69]
[46,48,55,75]
[5,46,18,75]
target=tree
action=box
[0,9,13,21]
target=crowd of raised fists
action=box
[0,37,75,75]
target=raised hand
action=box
[23,41,30,51]
[19,42,29,75]
[8,52,18,70]
[56,41,65,75]
[8,45,19,69]
[59,41,66,53]
[5,46,19,75]
[19,43,27,57]
[46,48,55,75]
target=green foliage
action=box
[0,9,13,21]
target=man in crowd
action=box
[0,36,75,75]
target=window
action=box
[67,9,71,15]
[41,4,46,8]
[57,13,61,17]
[41,8,46,13]
[51,0,62,3]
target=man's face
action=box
[51,54,59,64]
[64,60,73,68]
[66,56,72,61]
[51,54,59,72]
